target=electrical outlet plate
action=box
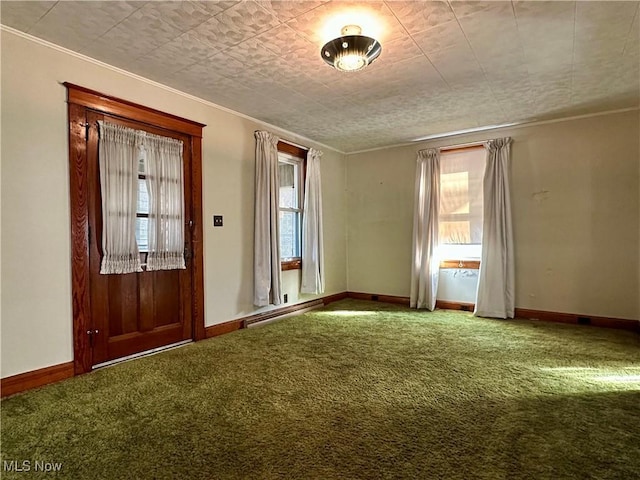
[213,215,223,227]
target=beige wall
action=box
[0,31,347,378]
[347,110,639,320]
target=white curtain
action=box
[410,148,441,310]
[254,131,283,306]
[98,121,143,274]
[301,148,324,294]
[475,138,515,318]
[145,132,185,271]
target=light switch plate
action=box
[213,215,223,227]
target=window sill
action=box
[439,259,480,270]
[281,259,302,271]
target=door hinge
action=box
[86,329,99,347]
[80,121,90,141]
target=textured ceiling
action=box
[2,1,639,152]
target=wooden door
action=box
[87,111,192,365]
[66,84,206,374]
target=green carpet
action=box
[2,299,639,479]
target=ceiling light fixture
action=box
[321,25,382,73]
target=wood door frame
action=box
[65,83,206,375]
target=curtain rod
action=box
[254,130,309,151]
[440,141,486,151]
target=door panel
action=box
[107,273,138,336]
[154,271,182,327]
[87,110,193,365]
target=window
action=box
[135,158,149,264]
[438,147,486,261]
[277,142,306,270]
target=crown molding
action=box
[346,107,639,155]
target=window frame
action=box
[277,141,307,271]
[438,145,486,269]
